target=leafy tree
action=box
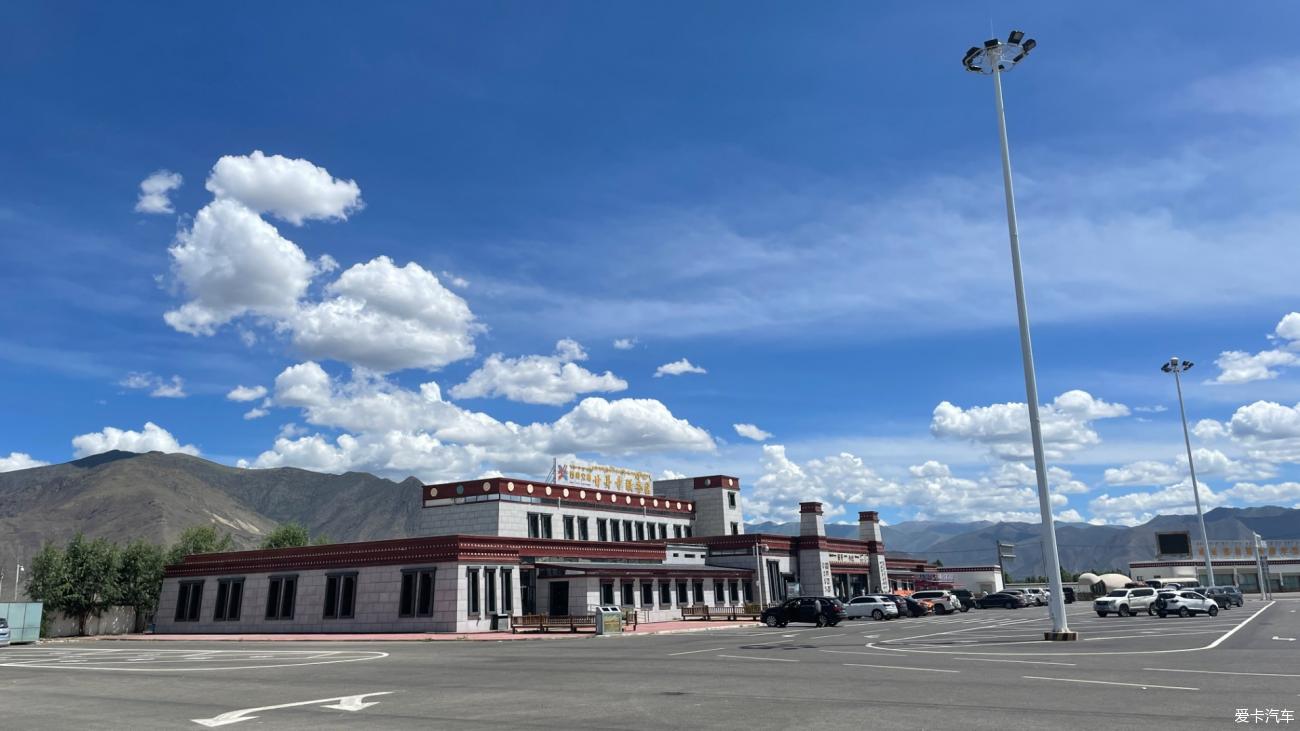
[116,540,166,619]
[261,521,331,549]
[25,543,70,610]
[167,525,234,566]
[61,533,121,636]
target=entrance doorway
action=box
[547,581,569,616]
[520,569,536,615]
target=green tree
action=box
[26,543,70,609]
[167,525,234,566]
[261,521,330,549]
[116,540,166,622]
[61,533,121,636]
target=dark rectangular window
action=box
[485,568,497,613]
[684,526,692,538]
[213,578,243,621]
[501,569,513,612]
[621,582,635,606]
[527,513,541,538]
[730,522,739,535]
[324,573,357,619]
[417,570,435,616]
[601,583,615,605]
[577,517,589,541]
[175,580,203,622]
[597,519,608,542]
[674,525,683,539]
[622,520,633,541]
[398,568,436,617]
[658,524,668,540]
[635,522,645,541]
[467,569,480,614]
[660,582,672,606]
[609,520,620,542]
[728,492,737,509]
[563,516,575,541]
[729,581,740,603]
[676,580,688,604]
[641,582,654,606]
[541,515,553,539]
[265,576,297,620]
[743,580,754,603]
[714,581,725,603]
[693,581,704,604]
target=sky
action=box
[3,3,1300,528]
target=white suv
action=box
[910,590,963,615]
[1094,587,1158,617]
[1154,590,1219,618]
[1024,588,1048,606]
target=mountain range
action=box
[1,451,1296,592]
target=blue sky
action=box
[4,3,1300,526]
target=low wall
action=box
[44,606,139,638]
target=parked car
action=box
[1062,587,1075,604]
[976,592,1026,609]
[761,596,846,627]
[911,590,964,614]
[1093,587,1159,617]
[844,595,899,621]
[1002,589,1035,606]
[1154,590,1219,618]
[1023,588,1049,606]
[870,594,910,617]
[950,589,978,611]
[0,618,8,647]
[895,595,932,617]
[1201,586,1244,608]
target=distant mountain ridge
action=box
[1,451,1296,589]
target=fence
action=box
[0,602,44,644]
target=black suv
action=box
[761,597,846,627]
[950,589,977,611]
[1202,586,1244,608]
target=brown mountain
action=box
[0,451,425,593]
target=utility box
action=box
[594,606,623,636]
[0,602,44,644]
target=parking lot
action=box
[1,599,1296,729]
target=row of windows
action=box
[526,513,692,541]
[598,579,754,607]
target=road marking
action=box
[192,691,393,727]
[843,663,959,674]
[0,649,389,673]
[956,657,1076,666]
[1273,636,1296,642]
[716,654,799,663]
[813,633,846,639]
[819,649,909,658]
[1142,667,1300,679]
[1022,676,1197,691]
[666,647,728,656]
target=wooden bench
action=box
[681,605,712,620]
[510,614,599,633]
[712,604,764,621]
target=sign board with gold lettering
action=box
[555,462,652,495]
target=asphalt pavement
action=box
[1,598,1296,730]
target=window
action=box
[641,582,654,606]
[610,521,621,542]
[527,513,541,538]
[693,581,704,604]
[714,580,724,603]
[657,524,667,540]
[622,520,633,541]
[265,576,297,620]
[730,522,739,535]
[597,519,608,542]
[485,569,497,613]
[684,526,692,538]
[501,569,513,612]
[324,573,357,619]
[577,517,589,541]
[601,583,615,605]
[563,516,575,541]
[743,580,754,603]
[728,491,737,509]
[400,568,436,617]
[660,581,672,606]
[729,581,740,603]
[673,525,683,539]
[174,580,203,622]
[635,523,645,541]
[467,569,480,614]
[621,582,635,606]
[676,580,688,604]
[213,578,243,622]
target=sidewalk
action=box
[93,618,761,642]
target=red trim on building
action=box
[858,511,879,522]
[691,475,740,490]
[1130,559,1300,568]
[423,477,696,515]
[799,502,823,515]
[534,562,751,579]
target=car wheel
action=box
[1209,605,1219,616]
[1118,605,1131,617]
[936,606,947,615]
[872,609,884,621]
[1178,607,1190,618]
[1147,605,1157,616]
[1096,611,1107,617]
[960,605,970,613]
[764,615,779,627]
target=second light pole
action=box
[964,31,1074,640]
[1162,357,1215,586]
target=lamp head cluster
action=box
[1161,357,1194,373]
[963,30,1036,74]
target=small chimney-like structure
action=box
[858,510,890,594]
[799,501,825,537]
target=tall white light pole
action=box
[1162,357,1215,587]
[964,32,1074,640]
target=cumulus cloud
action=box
[1210,312,1300,384]
[243,408,269,420]
[1104,448,1276,486]
[449,339,627,405]
[930,389,1129,460]
[226,385,268,402]
[206,150,362,225]
[134,170,183,214]
[0,452,48,472]
[733,423,773,442]
[654,358,707,377]
[1192,401,1300,463]
[119,372,187,398]
[71,422,199,458]
[613,338,637,350]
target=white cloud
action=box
[134,170,183,214]
[0,452,48,472]
[243,408,269,420]
[119,372,187,398]
[1212,349,1300,385]
[441,271,469,289]
[930,389,1129,461]
[291,256,479,372]
[733,423,772,442]
[71,422,199,458]
[1276,312,1300,342]
[1133,405,1168,414]
[206,150,362,225]
[449,339,627,405]
[1089,479,1225,526]
[273,361,334,408]
[654,358,706,377]
[613,338,637,350]
[1221,481,1300,508]
[226,385,268,402]
[1104,448,1276,486]
[1222,400,1300,462]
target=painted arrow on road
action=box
[1272,636,1296,642]
[192,692,394,727]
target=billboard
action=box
[1156,531,1192,557]
[555,462,653,494]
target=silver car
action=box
[844,595,899,621]
[0,618,9,647]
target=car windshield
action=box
[1106,590,1127,597]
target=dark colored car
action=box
[951,589,978,611]
[1062,587,1075,604]
[869,594,910,617]
[897,596,931,617]
[976,592,1026,609]
[1202,586,1244,608]
[761,596,846,627]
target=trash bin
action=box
[490,613,510,631]
[594,606,623,636]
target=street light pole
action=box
[1163,357,1215,587]
[964,32,1073,640]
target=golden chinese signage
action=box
[555,463,652,494]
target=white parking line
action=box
[667,647,728,656]
[956,657,1076,666]
[1022,675,1198,691]
[844,663,959,674]
[716,655,799,662]
[1141,667,1300,679]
